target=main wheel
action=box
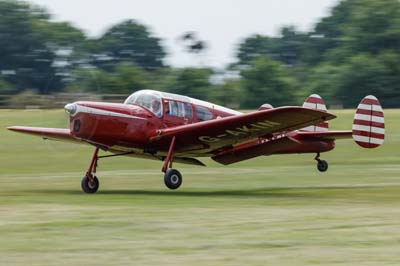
[81,175,99,193]
[317,160,328,172]
[164,169,182,190]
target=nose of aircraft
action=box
[64,103,77,115]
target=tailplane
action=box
[302,94,329,132]
[352,95,385,148]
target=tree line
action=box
[0,0,399,108]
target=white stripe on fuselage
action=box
[73,105,147,120]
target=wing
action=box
[149,107,336,154]
[7,126,82,144]
[8,126,206,167]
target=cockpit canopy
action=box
[124,90,162,117]
[125,89,242,119]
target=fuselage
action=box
[64,90,335,160]
[65,90,243,157]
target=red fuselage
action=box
[66,98,334,159]
[67,95,240,156]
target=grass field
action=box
[0,109,399,265]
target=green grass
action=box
[0,109,399,265]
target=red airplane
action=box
[8,90,385,193]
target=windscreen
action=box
[124,91,162,117]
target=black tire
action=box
[317,160,328,172]
[164,169,182,190]
[81,175,100,193]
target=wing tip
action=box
[7,126,36,133]
[7,126,21,132]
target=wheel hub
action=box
[88,180,96,189]
[170,174,179,184]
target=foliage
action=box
[8,89,48,108]
[0,78,15,93]
[334,52,400,108]
[66,63,150,94]
[0,1,55,92]
[166,67,214,100]
[240,57,298,107]
[236,0,400,107]
[1,0,400,108]
[93,19,166,71]
[237,34,279,66]
[237,27,308,67]
[210,79,243,108]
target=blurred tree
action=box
[39,22,87,48]
[8,89,44,108]
[303,53,400,108]
[334,53,400,108]
[236,34,279,66]
[0,78,14,93]
[304,64,342,104]
[278,26,309,66]
[341,0,400,55]
[0,1,89,93]
[94,20,165,71]
[209,79,243,108]
[0,1,58,93]
[303,0,400,106]
[110,63,150,93]
[167,67,214,100]
[240,57,298,108]
[303,0,356,65]
[307,0,400,65]
[236,27,308,67]
[65,67,105,93]
[146,67,178,92]
[37,21,89,89]
[66,63,150,94]
[1,0,399,110]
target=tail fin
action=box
[352,95,385,148]
[302,94,329,132]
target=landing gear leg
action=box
[162,137,182,190]
[315,152,328,172]
[81,147,100,193]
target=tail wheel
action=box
[317,160,328,172]
[164,169,182,190]
[81,175,100,193]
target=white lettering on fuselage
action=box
[198,119,281,143]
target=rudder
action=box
[302,94,329,132]
[352,95,384,148]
